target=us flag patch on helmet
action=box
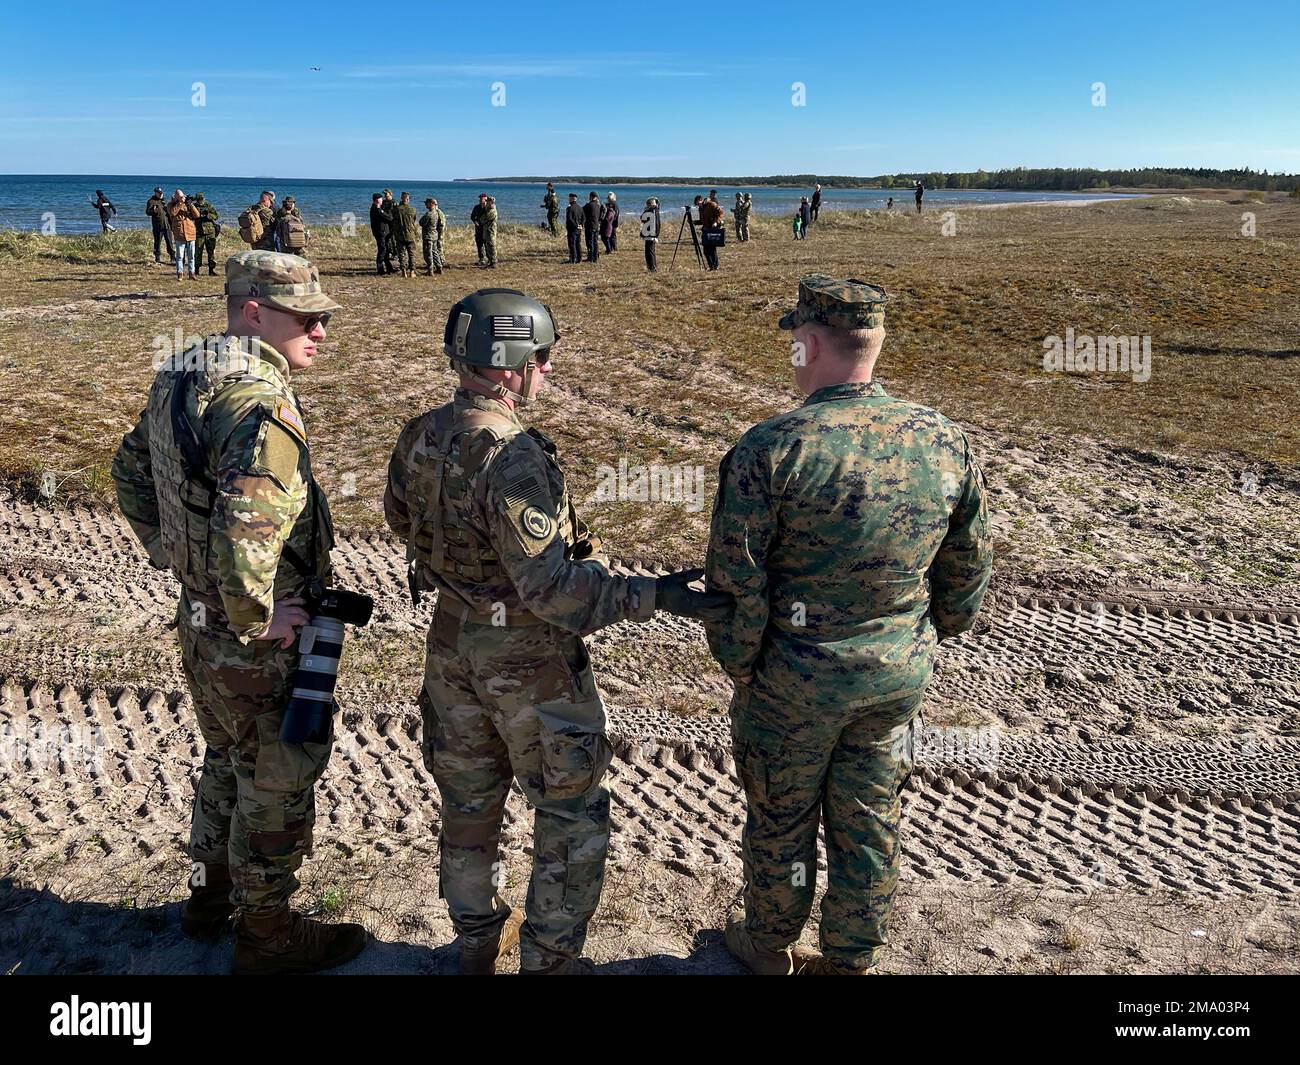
[492,315,533,339]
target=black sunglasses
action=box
[282,310,332,333]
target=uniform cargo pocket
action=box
[252,710,334,793]
[536,709,611,801]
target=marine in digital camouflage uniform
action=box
[704,275,992,975]
[111,250,367,975]
[192,193,220,276]
[391,192,420,277]
[384,288,731,974]
[419,197,446,275]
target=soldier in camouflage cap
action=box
[224,250,341,315]
[778,274,888,330]
[705,274,992,975]
[112,250,365,974]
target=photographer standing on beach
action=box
[699,190,724,270]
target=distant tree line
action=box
[473,167,1299,193]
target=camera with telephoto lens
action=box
[278,588,374,745]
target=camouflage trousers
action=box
[421,605,612,971]
[178,603,333,914]
[422,235,444,271]
[730,681,922,970]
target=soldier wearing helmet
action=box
[384,288,732,975]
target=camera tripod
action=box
[670,206,706,272]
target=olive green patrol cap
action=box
[778,274,889,330]
[224,250,341,315]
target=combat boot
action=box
[231,906,367,976]
[724,916,794,975]
[519,955,597,975]
[180,863,234,940]
[795,956,877,975]
[459,910,524,975]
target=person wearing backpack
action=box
[391,191,420,277]
[193,192,221,276]
[274,196,308,255]
[146,186,175,263]
[239,190,277,251]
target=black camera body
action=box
[278,588,374,745]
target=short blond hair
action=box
[810,322,885,365]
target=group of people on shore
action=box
[369,188,451,276]
[95,177,929,277]
[130,186,306,279]
[143,187,223,278]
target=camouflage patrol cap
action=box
[778,274,889,330]
[224,251,341,315]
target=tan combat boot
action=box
[180,864,234,940]
[231,906,367,976]
[796,956,877,975]
[459,910,524,975]
[724,916,795,975]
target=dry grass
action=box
[1,197,1297,556]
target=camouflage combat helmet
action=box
[224,250,341,315]
[779,275,889,331]
[444,288,559,406]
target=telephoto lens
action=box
[279,590,374,745]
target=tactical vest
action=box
[405,401,578,605]
[146,336,330,604]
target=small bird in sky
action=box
[309,66,321,72]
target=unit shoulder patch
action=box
[521,505,553,540]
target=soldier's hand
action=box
[254,595,310,649]
[654,568,735,624]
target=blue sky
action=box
[1,0,1295,179]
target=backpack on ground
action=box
[238,205,263,245]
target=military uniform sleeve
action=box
[704,434,776,678]
[209,406,309,642]
[383,418,420,541]
[483,436,654,635]
[929,435,992,639]
[111,407,169,570]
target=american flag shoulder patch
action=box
[492,315,533,340]
[501,473,546,511]
[273,398,307,443]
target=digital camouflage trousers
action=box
[730,680,923,970]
